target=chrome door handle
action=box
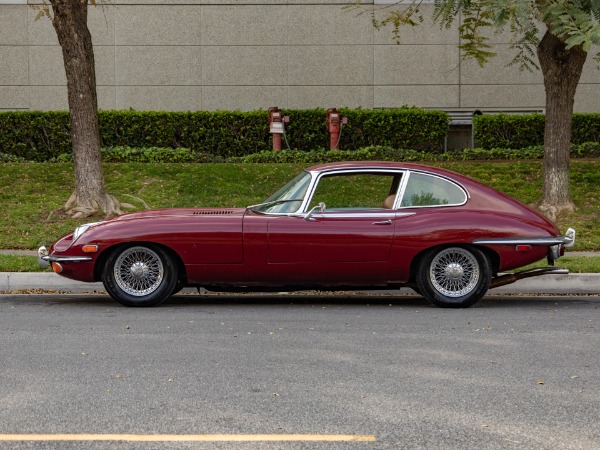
[372,220,392,225]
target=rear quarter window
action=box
[400,172,467,207]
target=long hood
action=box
[60,207,247,265]
[77,207,247,246]
[107,207,247,222]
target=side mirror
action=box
[304,202,326,221]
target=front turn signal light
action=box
[51,262,63,273]
[82,245,99,253]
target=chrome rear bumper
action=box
[474,227,576,248]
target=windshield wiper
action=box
[247,199,303,211]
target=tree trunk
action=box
[536,30,587,220]
[50,0,121,218]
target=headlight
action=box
[73,221,101,243]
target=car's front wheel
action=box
[102,244,178,307]
[416,246,491,308]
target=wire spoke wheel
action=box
[114,246,164,297]
[103,244,179,307]
[416,246,491,308]
[430,247,479,297]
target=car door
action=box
[265,171,405,283]
[267,210,397,264]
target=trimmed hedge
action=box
[474,113,600,149]
[0,108,449,162]
[236,143,600,164]
[285,108,449,152]
[3,109,599,160]
[35,142,600,164]
[0,111,71,162]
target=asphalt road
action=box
[0,293,599,450]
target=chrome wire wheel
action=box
[113,246,164,297]
[429,247,480,298]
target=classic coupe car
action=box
[39,162,575,308]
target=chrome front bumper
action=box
[38,246,92,268]
[38,246,50,267]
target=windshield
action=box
[250,171,312,214]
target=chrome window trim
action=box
[397,170,469,209]
[249,170,318,216]
[304,168,406,214]
[254,166,469,216]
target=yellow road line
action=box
[0,434,376,442]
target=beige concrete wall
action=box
[0,1,598,112]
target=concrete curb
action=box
[489,273,600,295]
[1,272,599,295]
[0,272,105,293]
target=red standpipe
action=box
[268,107,284,151]
[326,108,341,150]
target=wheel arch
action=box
[94,241,187,284]
[409,243,500,282]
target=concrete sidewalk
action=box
[1,272,598,295]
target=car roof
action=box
[306,161,461,178]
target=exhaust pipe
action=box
[490,267,569,289]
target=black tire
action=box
[102,244,178,307]
[416,246,491,308]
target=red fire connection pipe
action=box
[268,107,284,151]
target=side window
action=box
[400,172,466,207]
[309,173,401,211]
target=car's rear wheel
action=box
[102,244,178,307]
[416,246,491,308]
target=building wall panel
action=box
[375,85,459,109]
[288,86,373,109]
[0,47,28,85]
[0,2,597,114]
[202,5,287,46]
[202,46,286,86]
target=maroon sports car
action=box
[39,162,575,308]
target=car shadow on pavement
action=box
[2,293,598,309]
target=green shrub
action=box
[474,113,600,149]
[237,143,599,164]
[340,108,448,152]
[24,142,600,165]
[473,113,545,149]
[572,115,600,144]
[99,110,269,158]
[0,108,449,161]
[102,146,196,163]
[238,147,426,164]
[0,111,71,161]
[571,141,600,157]
[277,107,448,152]
[0,152,25,163]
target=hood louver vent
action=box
[192,210,236,216]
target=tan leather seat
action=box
[383,194,396,209]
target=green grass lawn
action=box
[0,254,43,272]
[1,160,599,251]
